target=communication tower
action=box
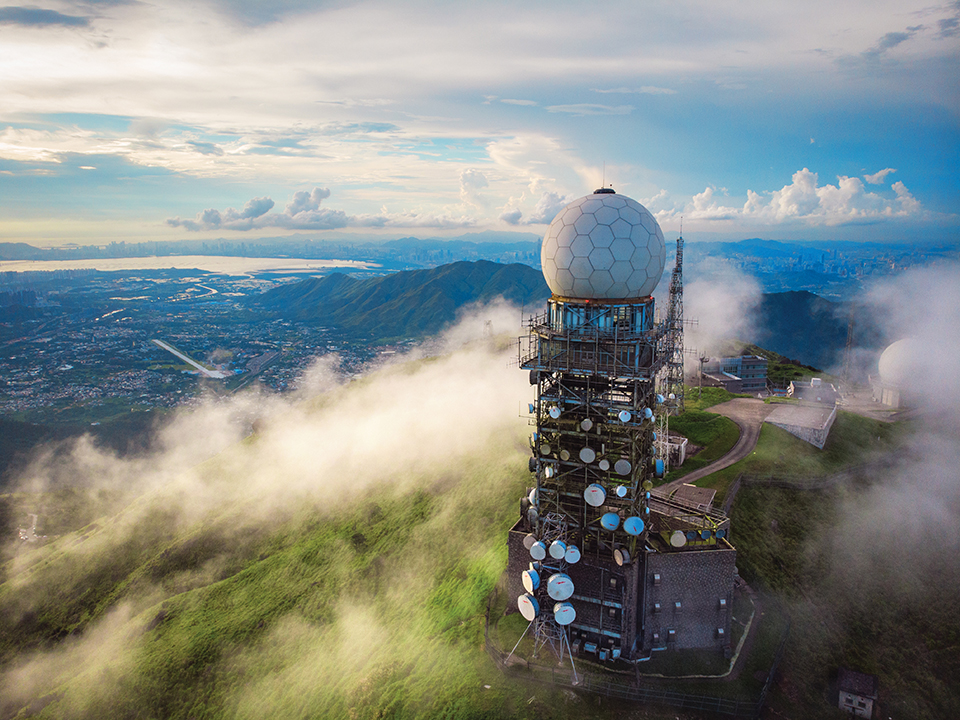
[508,189,736,663]
[662,233,685,411]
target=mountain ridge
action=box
[253,260,551,341]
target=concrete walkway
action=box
[658,398,775,493]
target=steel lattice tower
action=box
[507,192,736,663]
[663,234,685,412]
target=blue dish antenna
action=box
[546,573,575,601]
[583,483,606,507]
[549,539,567,559]
[623,516,644,535]
[554,602,576,625]
[518,593,539,621]
[601,512,620,531]
[530,540,547,560]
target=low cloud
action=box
[499,190,571,226]
[0,305,530,714]
[824,261,960,605]
[682,261,762,366]
[167,188,477,231]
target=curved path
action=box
[658,398,774,493]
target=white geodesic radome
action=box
[541,191,666,300]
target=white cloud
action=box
[864,167,896,184]
[497,190,573,226]
[167,187,479,231]
[500,98,537,106]
[458,168,489,208]
[591,86,677,95]
[660,168,926,227]
[545,104,633,116]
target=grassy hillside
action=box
[733,483,960,719]
[254,260,550,342]
[661,410,739,484]
[692,410,903,504]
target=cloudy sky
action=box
[1,0,957,245]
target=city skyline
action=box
[1,0,957,245]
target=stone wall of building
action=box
[640,545,736,652]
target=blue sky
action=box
[0,0,957,245]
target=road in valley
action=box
[656,398,775,494]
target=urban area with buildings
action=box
[0,268,384,424]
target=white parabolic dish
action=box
[540,191,666,300]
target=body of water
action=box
[0,256,377,275]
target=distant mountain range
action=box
[254,260,881,369]
[253,259,551,342]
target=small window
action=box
[717,627,725,637]
[653,602,661,613]
[653,573,661,585]
[719,598,727,608]
[609,577,617,588]
[674,601,682,611]
[608,608,616,618]
[667,629,676,641]
[652,632,660,642]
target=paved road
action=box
[658,398,775,493]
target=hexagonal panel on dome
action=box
[610,261,633,283]
[556,224,577,246]
[589,270,614,295]
[570,234,595,258]
[569,256,595,279]
[630,223,653,247]
[608,281,629,297]
[610,217,632,239]
[554,245,574,269]
[571,277,593,297]
[619,206,641,224]
[594,205,619,226]
[574,213,597,234]
[540,191,666,299]
[630,246,651,269]
[589,247,615,270]
[610,236,634,260]
[589,223,614,247]
[607,195,627,208]
[579,198,604,214]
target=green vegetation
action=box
[255,260,550,342]
[734,342,826,385]
[1,411,673,720]
[693,411,903,503]
[681,385,739,412]
[732,485,960,719]
[661,410,739,484]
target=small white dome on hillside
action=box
[540,190,666,300]
[878,338,915,387]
